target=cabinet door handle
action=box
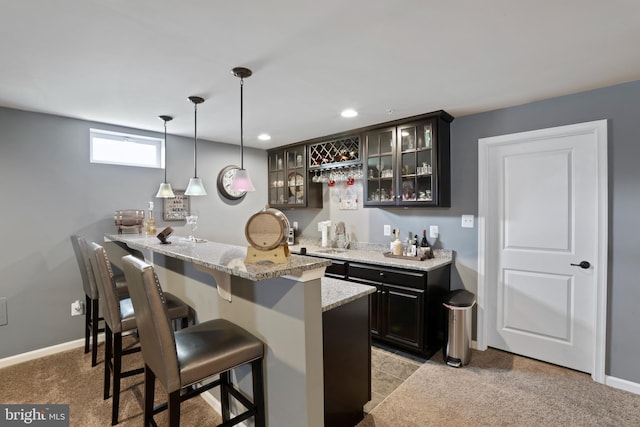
[379,272,386,278]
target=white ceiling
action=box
[1,0,639,149]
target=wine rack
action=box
[308,135,360,169]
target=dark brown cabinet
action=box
[348,263,428,352]
[324,260,450,358]
[267,145,322,209]
[363,111,453,207]
[323,295,370,426]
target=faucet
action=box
[318,220,332,248]
[334,221,350,249]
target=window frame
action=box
[89,128,165,169]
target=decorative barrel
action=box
[245,207,290,251]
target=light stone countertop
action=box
[321,277,375,312]
[289,243,453,272]
[107,234,331,282]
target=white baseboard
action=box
[0,334,105,369]
[605,375,640,395]
[1,338,84,369]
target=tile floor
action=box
[364,343,429,413]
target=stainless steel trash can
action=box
[443,289,476,367]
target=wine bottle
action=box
[420,229,429,247]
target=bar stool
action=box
[90,242,191,425]
[121,255,265,427]
[70,235,129,367]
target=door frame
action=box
[477,120,608,383]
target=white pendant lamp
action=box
[185,96,207,196]
[155,115,176,198]
[230,67,255,192]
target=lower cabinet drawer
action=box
[348,263,426,290]
[325,260,348,278]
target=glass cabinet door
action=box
[397,121,434,204]
[364,118,441,207]
[365,127,395,204]
[268,152,286,205]
[286,146,306,206]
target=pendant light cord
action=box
[240,77,245,170]
[163,120,168,182]
[193,102,198,177]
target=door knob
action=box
[570,261,590,269]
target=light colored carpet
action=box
[358,348,640,426]
[0,337,220,427]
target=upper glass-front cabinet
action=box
[365,127,396,206]
[364,113,451,207]
[268,145,321,209]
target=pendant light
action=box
[230,67,255,192]
[155,115,176,198]
[185,96,207,196]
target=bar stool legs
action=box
[143,361,265,427]
[251,359,266,427]
[85,295,102,367]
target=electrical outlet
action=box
[461,215,474,228]
[383,225,391,236]
[71,300,84,316]
[429,225,439,239]
[0,297,7,326]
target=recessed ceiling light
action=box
[258,134,271,141]
[341,109,358,118]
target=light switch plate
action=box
[461,215,474,228]
[292,221,299,230]
[383,225,391,236]
[429,225,439,238]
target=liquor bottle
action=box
[390,229,396,252]
[420,230,429,247]
[392,229,403,256]
[145,201,157,236]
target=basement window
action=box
[90,128,164,169]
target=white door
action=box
[479,120,607,377]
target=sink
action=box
[317,249,347,254]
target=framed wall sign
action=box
[163,190,189,221]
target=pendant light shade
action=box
[155,115,176,198]
[185,176,207,196]
[230,168,255,191]
[230,67,255,192]
[185,96,207,196]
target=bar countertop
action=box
[321,277,375,312]
[289,243,453,272]
[107,234,331,282]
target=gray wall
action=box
[2,79,639,384]
[286,80,640,384]
[0,107,267,358]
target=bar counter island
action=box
[104,233,375,427]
